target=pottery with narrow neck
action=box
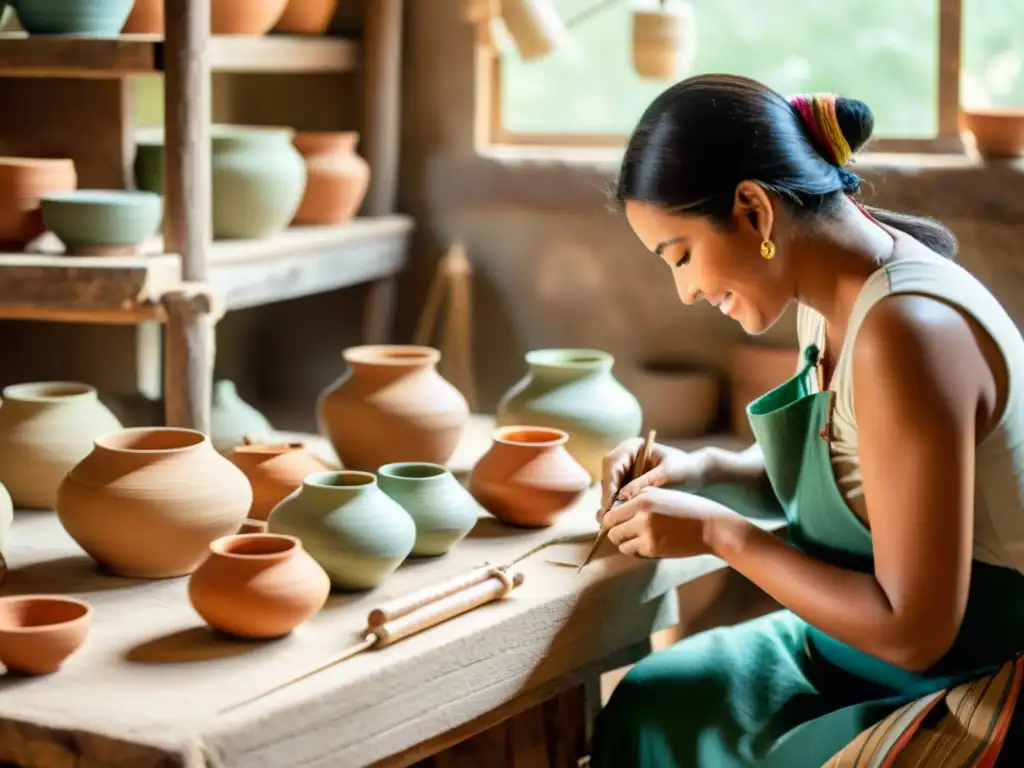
[291,131,371,225]
[226,440,335,521]
[210,380,274,453]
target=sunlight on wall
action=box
[132,76,164,127]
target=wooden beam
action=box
[161,286,219,434]
[938,0,963,139]
[362,0,403,216]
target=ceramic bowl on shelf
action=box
[6,0,135,35]
[41,190,162,255]
[0,595,91,675]
[962,108,1024,160]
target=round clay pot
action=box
[621,359,719,438]
[41,190,162,255]
[0,482,12,587]
[317,345,470,472]
[0,595,91,675]
[729,344,800,439]
[292,131,371,225]
[121,0,163,32]
[0,157,77,249]
[188,533,330,638]
[12,0,134,35]
[377,462,482,556]
[469,426,590,527]
[496,349,642,481]
[962,108,1024,160]
[212,0,289,35]
[0,382,123,510]
[226,440,334,521]
[267,470,416,591]
[210,380,274,453]
[272,0,338,34]
[56,427,253,579]
[212,125,307,239]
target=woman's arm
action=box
[703,295,989,671]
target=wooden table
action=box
[0,420,783,767]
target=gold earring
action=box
[760,239,776,260]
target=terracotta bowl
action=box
[0,595,91,675]
[962,109,1024,160]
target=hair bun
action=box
[834,97,874,155]
[789,93,874,166]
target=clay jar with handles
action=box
[226,440,335,521]
[292,132,371,226]
[0,158,77,249]
[56,427,252,579]
[317,345,470,472]
[188,533,330,639]
[0,382,123,510]
[267,470,415,591]
[469,426,590,527]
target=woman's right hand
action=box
[600,438,716,517]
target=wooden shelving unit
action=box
[0,0,407,432]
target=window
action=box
[484,0,1024,152]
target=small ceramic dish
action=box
[961,108,1024,160]
[41,190,162,255]
[0,594,92,675]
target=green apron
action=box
[590,344,1024,767]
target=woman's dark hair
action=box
[616,74,957,260]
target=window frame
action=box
[479,0,965,155]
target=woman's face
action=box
[624,189,793,335]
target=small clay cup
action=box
[0,595,91,675]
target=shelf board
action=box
[0,215,413,323]
[0,33,360,77]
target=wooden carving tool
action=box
[577,429,657,572]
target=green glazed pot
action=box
[496,349,643,481]
[209,380,274,453]
[40,190,162,253]
[267,470,415,591]
[133,140,163,196]
[4,0,134,35]
[377,462,481,556]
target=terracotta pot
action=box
[0,482,11,587]
[621,359,719,438]
[469,426,590,527]
[226,440,334,521]
[0,595,91,675]
[0,158,77,249]
[962,109,1024,160]
[267,470,416,590]
[56,427,253,579]
[210,380,274,453]
[188,533,330,638]
[0,382,122,510]
[292,132,371,226]
[318,345,470,472]
[631,5,695,81]
[272,0,338,34]
[212,0,289,34]
[729,344,800,439]
[496,349,642,481]
[122,0,163,33]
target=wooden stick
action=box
[366,565,495,627]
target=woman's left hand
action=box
[603,487,743,559]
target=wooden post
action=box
[162,0,214,431]
[362,0,403,216]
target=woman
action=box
[590,74,1024,767]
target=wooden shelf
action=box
[0,33,360,77]
[0,215,412,323]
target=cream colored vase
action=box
[56,427,252,579]
[0,382,123,510]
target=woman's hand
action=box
[601,439,715,513]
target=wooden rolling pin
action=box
[366,566,495,627]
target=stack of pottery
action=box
[3,0,134,35]
[0,382,122,510]
[210,380,275,453]
[226,439,334,522]
[317,345,470,472]
[41,190,162,255]
[292,132,371,226]
[272,0,339,34]
[0,157,76,250]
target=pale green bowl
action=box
[41,190,162,254]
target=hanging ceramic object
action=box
[0,482,12,586]
[267,470,416,591]
[0,157,77,249]
[0,596,91,675]
[469,426,590,527]
[291,132,371,226]
[317,345,470,472]
[225,440,335,521]
[272,0,338,34]
[0,382,123,510]
[188,533,330,639]
[210,380,275,453]
[377,462,481,556]
[496,349,643,481]
[631,1,696,81]
[498,0,570,60]
[56,427,252,578]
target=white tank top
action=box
[796,232,1024,572]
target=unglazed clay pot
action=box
[0,595,91,675]
[56,427,252,579]
[0,482,12,586]
[210,380,274,453]
[0,382,123,510]
[272,0,338,34]
[377,462,481,556]
[121,0,162,32]
[317,345,470,472]
[211,125,307,239]
[267,470,415,591]
[469,426,590,528]
[226,440,334,521]
[497,349,642,481]
[0,157,77,249]
[292,132,370,225]
[188,533,330,638]
[962,108,1024,160]
[211,0,288,34]
[729,344,799,439]
[238,519,268,535]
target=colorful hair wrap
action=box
[789,93,853,167]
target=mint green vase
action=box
[377,463,481,556]
[496,349,643,481]
[267,471,415,591]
